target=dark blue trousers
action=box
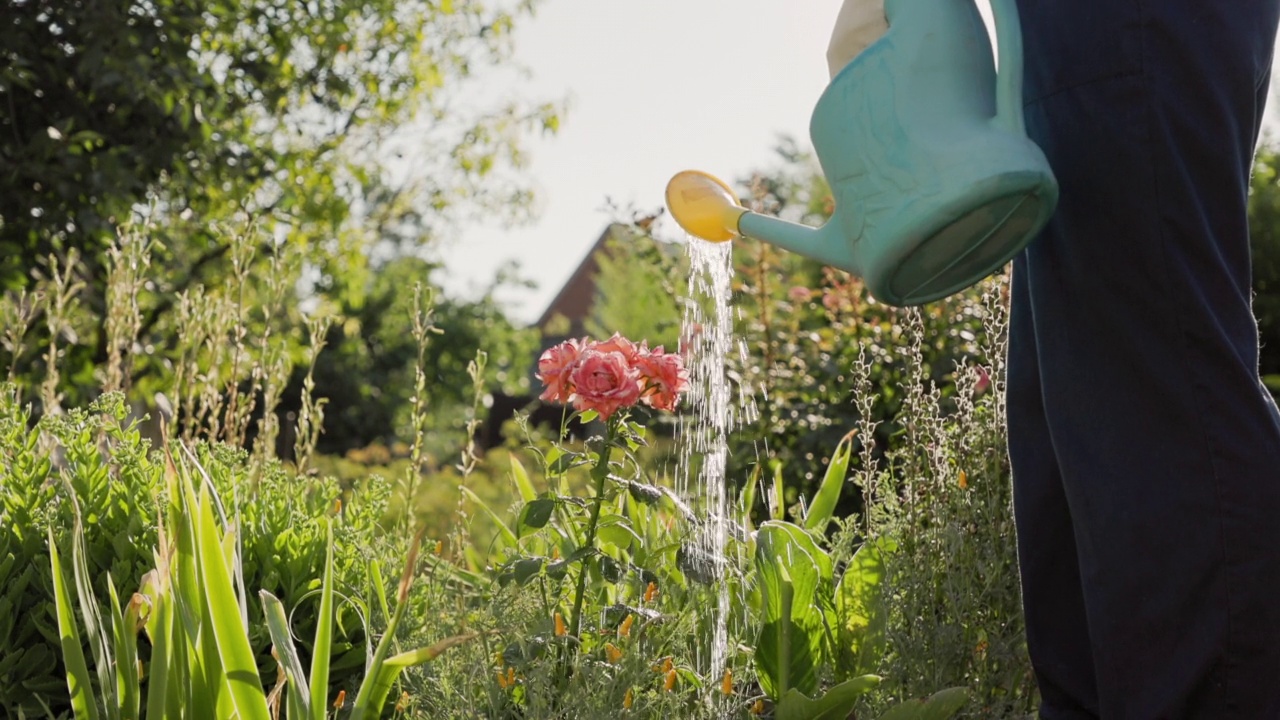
[1008,2,1280,717]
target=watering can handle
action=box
[989,0,1026,135]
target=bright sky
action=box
[436,1,1280,325]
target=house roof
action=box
[534,222,627,337]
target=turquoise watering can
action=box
[666,0,1057,306]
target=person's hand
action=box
[827,0,888,79]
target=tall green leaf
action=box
[352,633,481,715]
[803,431,854,533]
[309,520,335,719]
[49,530,99,720]
[193,481,271,720]
[460,486,518,547]
[107,582,140,720]
[510,455,537,503]
[139,565,172,720]
[261,591,312,719]
[68,506,119,720]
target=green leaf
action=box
[834,541,887,678]
[804,432,853,533]
[511,456,537,503]
[518,498,555,536]
[754,520,828,698]
[775,674,881,720]
[309,520,334,720]
[140,567,171,720]
[497,557,546,586]
[460,486,517,547]
[260,591,311,719]
[875,687,969,720]
[108,581,140,720]
[597,515,641,550]
[193,481,270,719]
[578,409,599,424]
[770,461,786,521]
[49,530,99,720]
[353,633,479,716]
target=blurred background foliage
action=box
[1,0,557,414]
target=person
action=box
[829,1,1280,717]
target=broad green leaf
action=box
[875,687,969,720]
[776,674,881,720]
[460,486,517,547]
[511,456,537,503]
[754,521,826,698]
[517,498,555,536]
[597,515,641,550]
[804,432,854,533]
[309,521,335,720]
[49,530,99,720]
[261,591,311,719]
[193,482,270,720]
[498,557,546,586]
[834,541,887,678]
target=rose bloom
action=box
[593,332,645,363]
[536,338,585,404]
[569,349,642,419]
[635,348,690,412]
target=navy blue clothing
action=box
[1008,1,1280,717]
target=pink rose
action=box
[569,349,642,419]
[788,286,813,303]
[593,332,644,363]
[536,338,585,404]
[635,347,690,412]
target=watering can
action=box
[665,0,1057,306]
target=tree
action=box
[0,0,559,408]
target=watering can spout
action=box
[665,170,856,270]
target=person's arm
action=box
[827,0,888,79]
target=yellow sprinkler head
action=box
[665,170,746,243]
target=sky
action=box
[435,1,1280,325]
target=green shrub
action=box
[0,386,401,717]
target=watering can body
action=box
[668,0,1058,306]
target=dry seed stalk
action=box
[293,313,333,475]
[2,289,40,382]
[103,224,155,395]
[38,250,85,417]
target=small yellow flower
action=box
[623,688,634,709]
[721,668,733,695]
[605,643,624,664]
[958,470,968,490]
[434,540,444,555]
[551,545,561,560]
[497,669,509,689]
[555,612,567,637]
[619,614,635,638]
[663,668,677,692]
[752,699,765,715]
[333,690,346,710]
[507,667,516,686]
[644,581,658,604]
[395,691,410,712]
